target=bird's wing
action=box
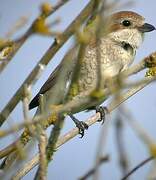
[29,45,79,110]
[29,63,62,110]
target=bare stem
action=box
[121,156,153,180]
[115,112,129,177]
[79,155,109,180]
[0,0,95,126]
[0,0,71,72]
[12,75,156,179]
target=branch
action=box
[92,112,109,180]
[34,129,47,180]
[79,155,109,180]
[1,50,155,137]
[34,2,104,178]
[12,75,156,179]
[120,51,156,78]
[120,106,156,154]
[1,46,156,169]
[115,113,129,176]
[147,159,156,179]
[0,63,155,161]
[0,1,71,72]
[121,156,153,180]
[0,0,95,126]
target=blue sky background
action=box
[0,0,156,179]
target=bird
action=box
[28,11,155,136]
[0,11,155,165]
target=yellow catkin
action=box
[41,2,52,16]
[32,17,51,36]
[47,112,58,125]
[76,31,91,44]
[146,67,156,77]
[69,83,79,98]
[90,89,105,99]
[0,46,13,59]
[149,143,156,158]
[20,128,32,145]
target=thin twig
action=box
[22,85,31,121]
[33,95,48,180]
[12,113,103,179]
[5,16,29,39]
[46,115,64,162]
[34,130,47,180]
[0,73,155,160]
[0,0,95,126]
[0,116,43,138]
[1,48,156,168]
[121,156,153,180]
[35,2,105,174]
[0,44,79,160]
[79,155,109,180]
[0,30,32,72]
[0,49,154,138]
[120,106,155,150]
[92,118,110,180]
[121,51,156,78]
[147,159,156,179]
[22,84,35,137]
[12,75,156,179]
[0,0,97,171]
[0,0,71,72]
[119,106,156,179]
[115,113,129,177]
[0,58,151,139]
[46,0,71,17]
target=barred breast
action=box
[77,37,135,93]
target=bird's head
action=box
[107,11,155,49]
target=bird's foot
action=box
[95,106,108,124]
[69,114,88,138]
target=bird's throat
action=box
[108,28,143,50]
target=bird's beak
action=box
[138,23,156,33]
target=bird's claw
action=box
[95,106,108,124]
[69,114,88,138]
[75,120,89,138]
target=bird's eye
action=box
[122,20,131,27]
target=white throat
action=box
[108,29,143,49]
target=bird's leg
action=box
[69,114,89,138]
[95,106,108,124]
